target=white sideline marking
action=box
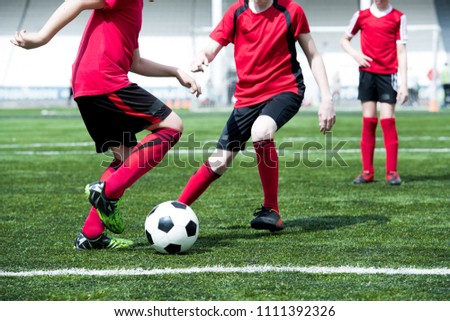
[2,148,450,156]
[1,266,449,277]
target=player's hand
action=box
[318,98,336,134]
[10,29,46,49]
[397,85,409,105]
[176,69,202,97]
[190,52,209,73]
[353,52,373,68]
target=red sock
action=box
[254,139,279,213]
[178,161,220,206]
[82,159,122,238]
[380,118,399,173]
[104,128,181,200]
[360,117,378,174]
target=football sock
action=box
[104,128,182,200]
[178,160,221,206]
[82,159,122,238]
[254,139,279,213]
[360,117,378,174]
[380,118,399,173]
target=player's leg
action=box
[80,145,133,237]
[82,84,182,234]
[354,71,378,184]
[354,101,378,183]
[252,115,278,211]
[178,106,258,206]
[250,92,301,231]
[75,94,137,249]
[380,102,401,185]
[378,74,401,185]
[103,111,183,200]
[178,148,238,206]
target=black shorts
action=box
[358,71,398,104]
[75,84,172,153]
[217,92,303,151]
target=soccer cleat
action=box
[386,171,402,185]
[74,232,133,250]
[251,207,285,232]
[85,181,124,234]
[353,171,374,184]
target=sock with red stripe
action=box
[178,161,221,206]
[104,128,181,200]
[81,159,122,238]
[254,139,279,213]
[380,117,399,173]
[360,117,378,174]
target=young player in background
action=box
[11,0,201,249]
[178,0,336,231]
[340,0,408,185]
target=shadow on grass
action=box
[284,214,389,232]
[130,215,389,253]
[401,173,450,183]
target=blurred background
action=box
[0,0,449,110]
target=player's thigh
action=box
[216,106,260,152]
[379,103,396,118]
[358,71,378,102]
[76,84,173,153]
[362,101,378,117]
[149,111,184,132]
[375,73,398,105]
[252,92,302,141]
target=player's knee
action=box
[208,152,233,175]
[251,127,274,142]
[251,117,277,142]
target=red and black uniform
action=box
[75,0,181,238]
[345,4,407,179]
[211,0,309,108]
[179,0,312,213]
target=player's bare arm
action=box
[10,0,105,50]
[190,38,223,72]
[130,49,202,97]
[397,43,408,105]
[298,33,336,133]
[340,35,373,68]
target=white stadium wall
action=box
[0,0,447,108]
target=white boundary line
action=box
[1,265,449,277]
[2,148,449,156]
[1,136,450,149]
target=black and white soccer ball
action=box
[145,201,199,254]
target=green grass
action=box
[1,107,449,301]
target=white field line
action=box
[1,265,449,277]
[1,148,449,156]
[0,138,449,155]
[0,136,449,149]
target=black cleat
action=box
[251,207,285,232]
[74,232,133,250]
[353,171,374,184]
[386,171,402,185]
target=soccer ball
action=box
[145,201,199,254]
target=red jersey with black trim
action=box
[345,5,407,75]
[210,0,310,108]
[72,0,143,98]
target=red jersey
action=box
[210,0,310,108]
[345,4,407,75]
[72,0,143,98]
